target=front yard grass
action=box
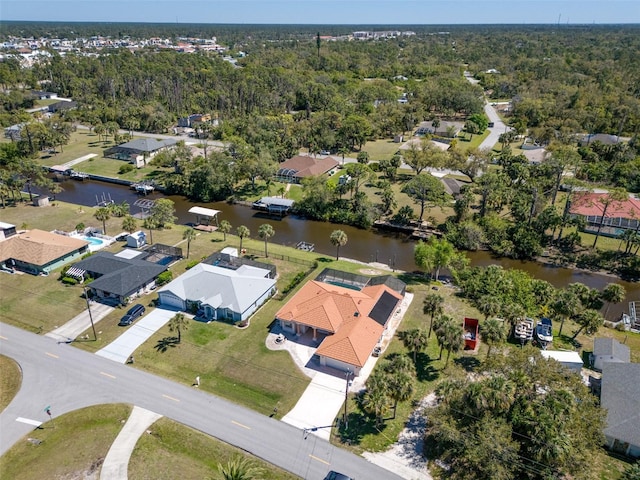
[0,404,132,480]
[0,355,21,411]
[129,416,299,480]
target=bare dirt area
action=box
[363,394,436,480]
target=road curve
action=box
[0,323,401,480]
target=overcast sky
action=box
[2,0,639,25]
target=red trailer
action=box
[463,317,479,350]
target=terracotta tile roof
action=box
[276,280,403,368]
[0,230,88,266]
[570,192,640,219]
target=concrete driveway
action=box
[46,301,114,343]
[96,307,182,363]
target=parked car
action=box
[372,346,382,357]
[118,304,145,326]
[325,472,354,480]
[320,150,331,155]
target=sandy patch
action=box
[363,394,436,480]
[359,268,383,275]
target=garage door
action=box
[158,292,184,310]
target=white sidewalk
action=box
[100,406,162,480]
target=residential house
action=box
[592,338,631,371]
[275,270,405,376]
[0,229,89,275]
[104,138,177,168]
[601,362,640,458]
[539,350,584,373]
[157,256,276,323]
[415,120,463,138]
[578,133,621,147]
[177,113,211,128]
[69,251,166,304]
[570,192,640,236]
[30,90,58,100]
[0,222,17,240]
[48,100,78,113]
[275,155,338,184]
[4,123,27,141]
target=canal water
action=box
[49,178,639,317]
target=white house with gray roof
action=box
[601,362,640,458]
[105,137,177,167]
[157,263,276,323]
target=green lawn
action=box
[129,417,299,480]
[38,130,115,167]
[0,404,297,480]
[0,404,132,480]
[0,355,21,411]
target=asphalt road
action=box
[0,323,402,480]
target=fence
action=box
[241,247,316,268]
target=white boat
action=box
[535,318,553,348]
[134,183,154,194]
[514,318,534,343]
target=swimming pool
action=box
[82,236,105,246]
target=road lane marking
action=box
[0,335,7,340]
[231,420,251,430]
[309,454,330,465]
[45,352,59,359]
[162,394,180,402]
[100,372,116,379]
[16,417,43,427]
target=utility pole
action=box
[343,370,351,429]
[83,287,97,340]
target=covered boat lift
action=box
[188,206,221,232]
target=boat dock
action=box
[296,241,314,252]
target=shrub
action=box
[118,164,135,174]
[282,271,308,296]
[156,271,173,286]
[61,276,78,285]
[185,260,199,270]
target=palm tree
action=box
[257,224,275,257]
[386,369,414,419]
[399,328,429,363]
[237,225,250,252]
[500,303,526,331]
[122,215,137,233]
[330,229,348,260]
[478,295,502,321]
[383,354,416,377]
[423,293,444,338]
[601,283,626,320]
[219,220,231,241]
[142,217,157,244]
[362,371,390,428]
[94,206,111,234]
[217,456,263,480]
[435,315,463,367]
[182,227,197,259]
[168,312,189,343]
[572,309,604,340]
[551,289,579,337]
[481,318,507,358]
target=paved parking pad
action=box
[96,307,181,363]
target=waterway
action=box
[49,178,639,318]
